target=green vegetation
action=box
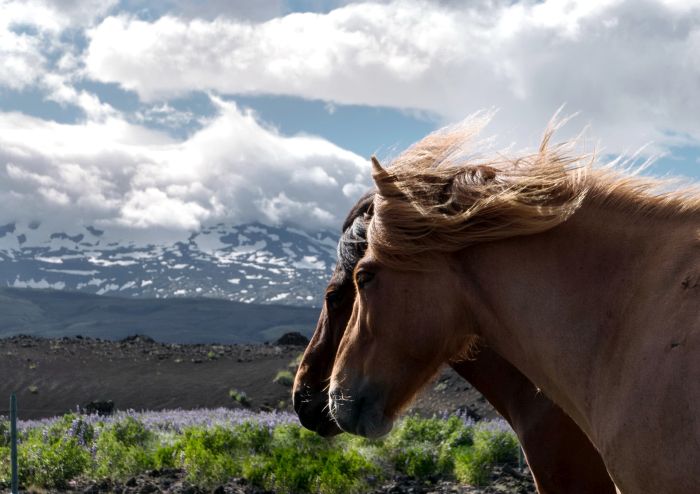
[273,370,295,387]
[175,424,378,492]
[454,423,521,486]
[0,411,520,493]
[380,415,473,479]
[228,389,251,406]
[288,352,304,369]
[92,416,159,479]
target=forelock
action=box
[337,214,368,275]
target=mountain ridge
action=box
[0,221,339,307]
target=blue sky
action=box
[0,0,699,237]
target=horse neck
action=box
[461,200,699,437]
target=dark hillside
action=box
[0,335,498,422]
[0,288,318,343]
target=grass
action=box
[228,388,251,407]
[453,422,520,486]
[288,353,304,369]
[273,370,295,387]
[0,409,520,493]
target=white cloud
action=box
[84,0,700,153]
[0,2,49,90]
[0,97,369,236]
[119,187,210,230]
[134,103,197,128]
[1,0,119,31]
[0,0,118,94]
[2,0,699,239]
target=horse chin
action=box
[328,385,394,439]
[298,406,343,437]
[294,388,343,437]
[356,414,394,439]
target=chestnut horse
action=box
[328,121,700,493]
[294,193,614,493]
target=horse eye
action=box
[355,270,375,289]
[325,290,343,309]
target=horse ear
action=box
[371,156,386,177]
[371,156,402,198]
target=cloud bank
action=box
[0,98,369,235]
[85,0,700,152]
[1,0,700,239]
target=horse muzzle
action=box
[328,382,393,439]
[293,386,342,437]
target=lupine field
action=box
[0,408,521,493]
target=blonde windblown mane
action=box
[368,115,700,268]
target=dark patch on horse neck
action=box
[681,274,700,290]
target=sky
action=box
[1,0,699,238]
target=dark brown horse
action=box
[294,192,614,494]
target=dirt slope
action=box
[0,335,497,421]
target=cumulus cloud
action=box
[0,0,120,111]
[84,0,700,153]
[0,1,53,90]
[0,98,369,236]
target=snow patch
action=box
[88,257,138,267]
[12,278,66,290]
[192,231,228,253]
[96,284,120,295]
[43,269,100,276]
[231,240,266,254]
[293,256,326,270]
[36,256,63,264]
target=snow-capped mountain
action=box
[0,221,340,307]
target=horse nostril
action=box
[293,387,315,414]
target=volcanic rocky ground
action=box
[0,334,499,420]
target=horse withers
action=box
[328,121,700,493]
[294,191,614,494]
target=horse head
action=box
[326,158,481,437]
[292,191,373,436]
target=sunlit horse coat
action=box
[328,117,700,493]
[294,190,614,493]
